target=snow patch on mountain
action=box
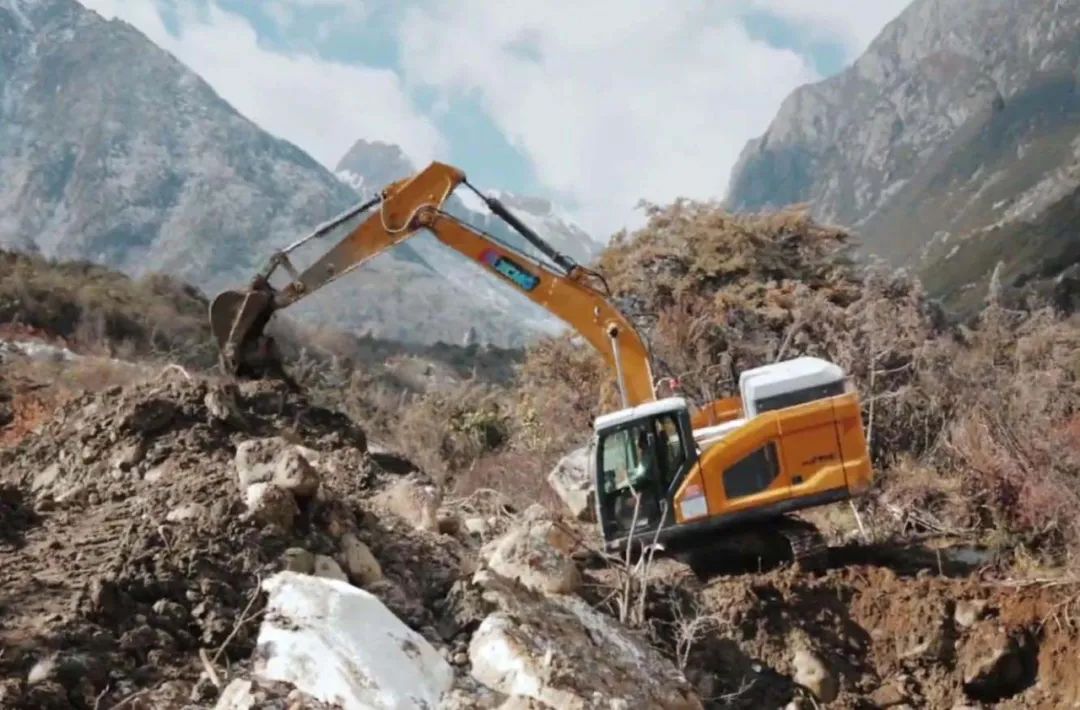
[335,169,367,195]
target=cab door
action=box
[595,413,696,544]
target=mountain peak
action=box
[335,139,414,187]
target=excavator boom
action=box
[209,161,655,404]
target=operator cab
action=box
[593,398,696,542]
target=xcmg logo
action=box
[480,249,540,292]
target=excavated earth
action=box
[0,374,474,708]
[1,371,1079,708]
[613,556,1080,709]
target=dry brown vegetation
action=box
[0,250,216,366]
[0,249,525,453]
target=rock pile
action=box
[0,374,709,709]
[0,375,472,708]
[4,371,1080,709]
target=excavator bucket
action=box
[208,287,276,376]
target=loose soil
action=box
[1,369,1079,709]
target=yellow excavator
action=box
[209,162,873,568]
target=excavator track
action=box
[775,516,829,572]
[675,515,830,577]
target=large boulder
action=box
[234,437,321,499]
[253,572,454,709]
[482,504,581,595]
[546,445,595,522]
[372,472,442,532]
[468,570,702,709]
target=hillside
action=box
[3,205,1080,708]
[0,0,546,347]
[726,0,1080,314]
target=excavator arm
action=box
[209,161,656,406]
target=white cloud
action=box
[398,2,822,237]
[77,0,909,241]
[78,0,442,170]
[266,0,370,30]
[747,0,913,57]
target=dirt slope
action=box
[0,374,470,708]
[2,367,1080,709]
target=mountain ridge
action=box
[0,0,553,346]
[726,0,1080,312]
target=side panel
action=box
[673,393,872,525]
[691,396,743,429]
[671,464,709,524]
[696,415,791,515]
[778,398,849,500]
[833,394,874,494]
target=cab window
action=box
[655,413,685,485]
[600,422,656,494]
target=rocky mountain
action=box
[726,0,1080,314]
[0,0,546,346]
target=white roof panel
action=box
[739,356,844,411]
[593,397,687,431]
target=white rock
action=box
[235,438,284,490]
[272,448,320,499]
[244,483,297,532]
[26,655,56,685]
[340,533,383,586]
[254,571,454,709]
[213,678,257,710]
[32,463,61,494]
[792,646,838,703]
[482,505,580,595]
[546,445,595,522]
[165,503,205,523]
[143,461,174,483]
[464,517,492,537]
[469,572,701,709]
[374,474,442,532]
[313,555,348,583]
[236,437,323,497]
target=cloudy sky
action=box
[78,0,910,238]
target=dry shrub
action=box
[511,201,947,468]
[449,449,564,511]
[0,356,154,447]
[513,335,613,452]
[0,250,214,366]
[398,382,510,480]
[924,307,1080,559]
